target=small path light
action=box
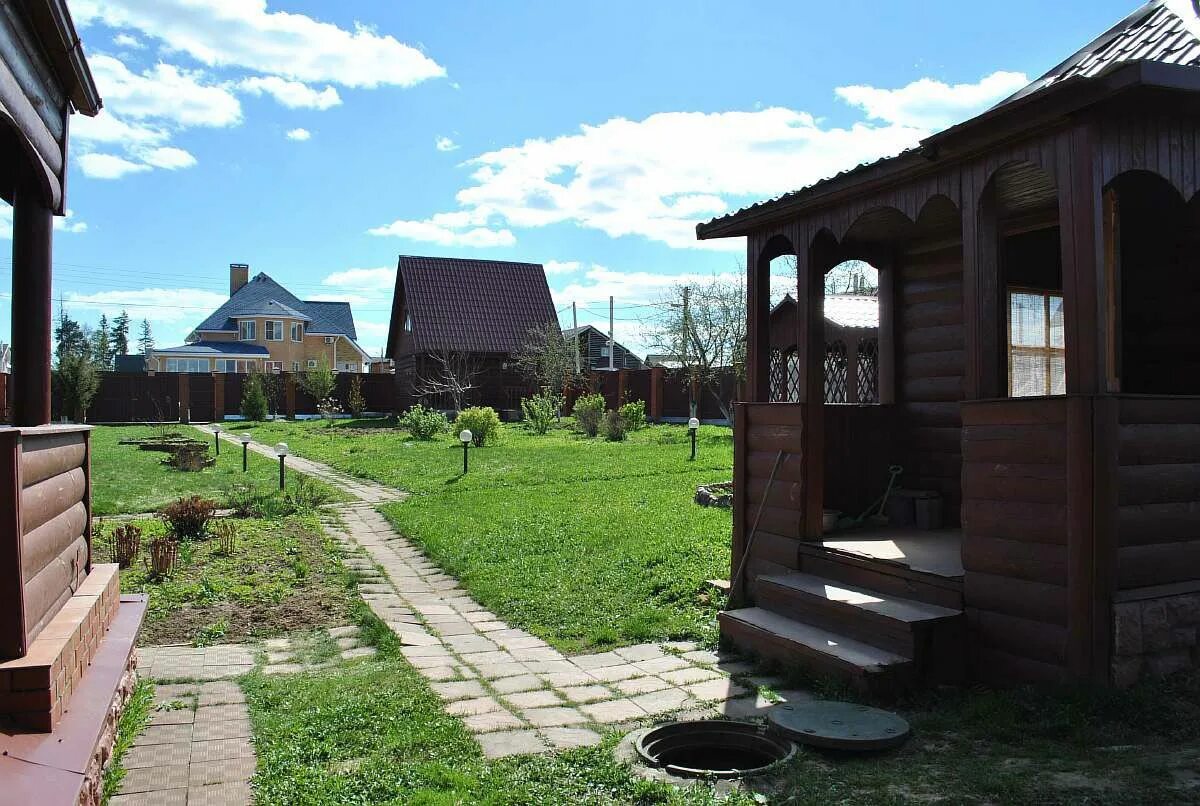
[275,442,289,490]
[459,429,473,474]
[212,424,221,455]
[240,432,252,472]
[688,417,700,461]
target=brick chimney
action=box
[230,263,249,296]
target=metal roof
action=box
[193,273,357,338]
[772,293,879,329]
[389,256,557,355]
[154,341,270,356]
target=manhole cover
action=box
[768,700,910,751]
[635,720,795,779]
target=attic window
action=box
[404,314,412,332]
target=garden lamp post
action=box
[688,417,700,461]
[240,433,251,472]
[275,442,288,490]
[212,424,221,455]
[459,429,472,474]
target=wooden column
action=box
[878,260,896,405]
[796,238,825,538]
[10,183,54,427]
[1058,123,1103,395]
[966,180,1003,400]
[746,238,771,402]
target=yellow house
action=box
[148,264,371,374]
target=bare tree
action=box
[513,320,582,394]
[644,275,746,422]
[412,348,482,413]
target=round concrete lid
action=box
[767,700,910,751]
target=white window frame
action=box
[292,361,300,372]
[265,361,283,373]
[265,320,284,341]
[307,359,317,369]
[166,357,210,373]
[1007,288,1065,398]
[239,320,256,341]
[291,322,303,342]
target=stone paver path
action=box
[111,679,255,805]
[262,624,378,675]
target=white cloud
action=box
[543,260,580,276]
[435,136,459,152]
[70,109,168,147]
[835,70,1028,130]
[88,54,242,128]
[113,32,144,49]
[322,267,395,291]
[286,128,312,141]
[376,72,1025,251]
[367,211,516,247]
[140,146,197,170]
[73,0,445,89]
[64,287,229,324]
[76,153,152,179]
[239,76,340,110]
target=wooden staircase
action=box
[719,545,965,694]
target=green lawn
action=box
[224,419,734,652]
[90,424,343,515]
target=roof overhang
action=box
[696,60,1200,240]
[21,0,101,115]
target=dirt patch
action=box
[139,588,353,646]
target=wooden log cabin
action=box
[0,2,147,802]
[699,0,1200,690]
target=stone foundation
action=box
[1112,586,1200,687]
[78,653,138,806]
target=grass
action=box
[101,677,154,802]
[89,424,345,515]
[98,514,355,646]
[225,418,734,652]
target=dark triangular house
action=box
[701,0,1200,689]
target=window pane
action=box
[1048,294,1065,349]
[1010,292,1047,347]
[1010,350,1046,397]
[1049,353,1066,395]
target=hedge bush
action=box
[399,404,449,440]
[457,406,501,447]
[573,393,605,437]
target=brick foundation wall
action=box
[1112,587,1200,687]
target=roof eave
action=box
[23,0,102,115]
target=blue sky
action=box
[0,0,1136,356]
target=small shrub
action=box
[521,392,561,435]
[212,521,237,556]
[619,399,647,430]
[573,393,605,437]
[160,495,217,538]
[346,374,366,417]
[399,403,449,440]
[285,476,331,514]
[111,523,142,568]
[603,409,628,441]
[146,536,178,580]
[240,373,269,421]
[225,482,257,518]
[457,406,500,447]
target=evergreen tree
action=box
[54,308,88,365]
[92,314,111,368]
[110,309,131,356]
[137,319,154,354]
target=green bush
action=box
[457,406,501,447]
[240,374,269,422]
[160,495,217,538]
[399,404,448,440]
[619,399,646,430]
[573,393,605,437]
[603,409,628,441]
[520,393,561,435]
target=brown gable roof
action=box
[388,255,558,356]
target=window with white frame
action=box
[165,358,210,373]
[307,359,317,369]
[239,320,256,341]
[265,361,283,373]
[1008,289,1065,397]
[291,322,303,342]
[292,361,300,372]
[265,320,284,341]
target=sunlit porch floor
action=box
[816,527,964,579]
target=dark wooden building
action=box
[386,255,558,413]
[770,293,879,404]
[701,0,1200,690]
[0,3,148,802]
[563,324,644,371]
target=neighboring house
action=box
[367,356,395,374]
[149,264,371,374]
[769,293,879,403]
[644,353,683,369]
[562,324,643,370]
[0,341,10,374]
[112,354,146,373]
[386,255,558,411]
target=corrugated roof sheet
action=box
[155,341,270,355]
[194,273,357,339]
[396,256,557,354]
[824,295,879,329]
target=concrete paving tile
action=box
[263,663,305,676]
[416,665,459,681]
[715,696,773,720]
[509,647,565,663]
[153,684,198,702]
[341,646,378,660]
[586,663,644,682]
[194,704,246,725]
[660,666,723,686]
[521,706,587,727]
[474,661,531,680]
[405,653,457,669]
[539,727,603,750]
[613,644,665,662]
[524,660,577,675]
[614,676,671,695]
[579,698,646,724]
[446,696,505,717]
[634,656,691,675]
[136,724,194,746]
[189,756,257,786]
[630,687,691,715]
[475,621,508,632]
[432,620,479,635]
[684,678,749,703]
[458,650,518,666]
[191,737,256,763]
[443,635,499,653]
[401,645,453,659]
[109,788,188,805]
[123,742,191,769]
[118,764,190,794]
[394,630,440,646]
[504,690,562,709]
[662,641,700,653]
[462,710,524,733]
[541,671,597,688]
[186,781,254,805]
[477,729,547,758]
[432,680,490,701]
[491,674,545,694]
[192,717,253,741]
[681,649,722,665]
[571,651,626,670]
[149,708,195,726]
[197,684,246,707]
[560,684,615,704]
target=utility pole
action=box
[681,286,690,365]
[572,301,580,373]
[608,295,615,371]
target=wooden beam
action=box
[10,182,53,426]
[1058,123,1102,395]
[797,238,825,538]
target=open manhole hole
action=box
[635,720,795,779]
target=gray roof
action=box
[156,341,270,356]
[195,272,356,338]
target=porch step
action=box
[756,572,960,656]
[796,542,963,609]
[718,607,913,694]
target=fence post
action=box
[285,374,296,419]
[617,369,627,407]
[649,367,664,422]
[212,374,224,423]
[178,374,190,423]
